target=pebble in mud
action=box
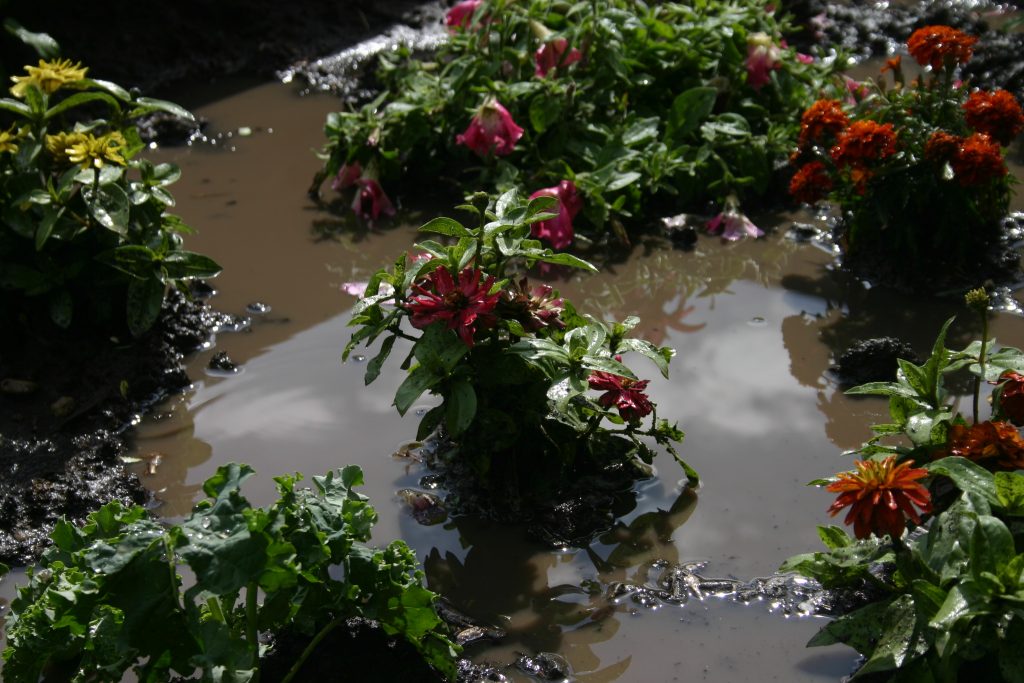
[207,351,241,375]
[245,301,271,314]
[515,653,573,681]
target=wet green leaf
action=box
[126,276,164,337]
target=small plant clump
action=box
[344,189,693,516]
[0,464,458,683]
[315,0,842,245]
[0,55,220,336]
[789,25,1023,291]
[783,292,1024,682]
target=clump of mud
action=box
[832,337,921,387]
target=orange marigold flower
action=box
[924,130,962,164]
[848,166,873,195]
[798,99,849,147]
[950,133,1006,187]
[789,161,832,204]
[962,89,1024,146]
[906,25,977,70]
[826,457,932,540]
[830,120,898,167]
[881,56,902,74]
[947,420,1024,470]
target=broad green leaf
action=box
[4,19,60,58]
[418,216,470,237]
[365,334,396,385]
[666,86,717,141]
[926,457,997,505]
[0,97,32,117]
[89,183,130,235]
[527,250,598,272]
[615,337,673,378]
[44,92,120,121]
[394,366,441,416]
[82,78,132,102]
[161,251,223,280]
[529,95,562,133]
[48,289,72,329]
[853,595,925,677]
[808,599,895,653]
[995,471,1024,515]
[846,382,919,399]
[581,354,637,380]
[445,380,477,436]
[128,97,195,122]
[126,276,165,337]
[413,323,468,374]
[817,525,852,550]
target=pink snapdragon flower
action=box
[352,178,396,221]
[446,0,484,32]
[529,180,582,250]
[707,196,763,241]
[746,32,782,90]
[331,162,363,191]
[456,99,524,157]
[535,38,583,78]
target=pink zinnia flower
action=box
[589,363,654,422]
[746,32,782,90]
[406,266,500,347]
[707,198,763,241]
[529,180,582,250]
[446,0,484,32]
[331,162,363,192]
[456,99,524,158]
[535,38,583,78]
[351,178,396,221]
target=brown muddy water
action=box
[2,80,1023,681]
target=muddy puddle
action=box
[2,76,1023,681]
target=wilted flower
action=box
[907,25,977,70]
[331,162,363,191]
[529,180,582,249]
[0,125,19,154]
[798,99,849,147]
[997,371,1024,426]
[446,0,484,32]
[535,38,583,78]
[456,99,524,158]
[962,89,1024,147]
[843,76,870,104]
[589,363,654,422]
[10,58,87,98]
[947,420,1024,470]
[351,178,396,221]
[830,120,897,167]
[924,130,962,164]
[826,457,932,540]
[707,196,763,241]
[52,131,127,169]
[745,32,782,90]
[496,278,565,332]
[789,161,832,204]
[950,132,1006,187]
[406,266,499,347]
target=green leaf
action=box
[666,86,717,141]
[615,337,673,378]
[394,366,440,416]
[89,183,130,235]
[527,250,598,272]
[445,380,477,437]
[48,289,72,329]
[160,251,223,280]
[854,595,924,676]
[808,599,894,653]
[44,92,121,121]
[529,95,562,133]
[82,78,132,102]
[418,216,470,237]
[365,335,397,386]
[996,472,1024,515]
[126,276,165,337]
[4,19,60,58]
[0,97,32,117]
[845,382,918,398]
[581,354,637,380]
[128,97,195,122]
[413,323,468,374]
[927,457,998,505]
[817,525,852,550]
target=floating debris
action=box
[246,302,272,315]
[1,378,37,395]
[207,351,241,375]
[397,488,447,525]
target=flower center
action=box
[443,291,468,308]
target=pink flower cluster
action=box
[457,99,524,157]
[331,161,396,221]
[529,180,582,250]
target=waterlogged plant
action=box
[789,25,1024,289]
[0,57,220,334]
[315,0,841,244]
[0,463,458,682]
[344,189,693,507]
[782,293,1024,681]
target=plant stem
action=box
[164,536,183,611]
[246,581,261,683]
[973,310,990,424]
[280,616,346,683]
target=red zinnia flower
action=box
[588,364,654,422]
[906,25,977,70]
[789,161,833,204]
[950,132,1006,187]
[496,279,565,332]
[406,266,500,347]
[798,99,849,147]
[830,120,897,167]
[948,420,1024,470]
[826,457,931,540]
[962,89,1024,146]
[924,130,963,164]
[997,371,1024,426]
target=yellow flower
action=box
[46,131,127,169]
[0,125,19,154]
[45,131,89,164]
[10,59,88,98]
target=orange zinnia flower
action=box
[830,120,898,167]
[962,89,1024,146]
[798,99,849,147]
[924,130,962,164]
[789,161,832,204]
[827,457,931,540]
[950,133,1006,187]
[947,420,1024,470]
[906,25,977,70]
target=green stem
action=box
[974,312,989,424]
[281,616,346,683]
[91,166,100,213]
[164,537,182,611]
[246,582,261,683]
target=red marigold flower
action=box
[826,457,932,540]
[997,371,1024,426]
[589,364,654,422]
[906,25,977,70]
[351,178,396,221]
[456,98,524,158]
[798,99,849,147]
[950,132,1007,187]
[529,180,582,250]
[848,166,873,195]
[830,120,898,167]
[947,420,1024,470]
[924,130,963,163]
[962,89,1024,146]
[789,161,833,204]
[406,266,500,347]
[535,37,583,78]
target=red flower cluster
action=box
[949,133,1006,187]
[997,371,1024,426]
[496,279,565,332]
[962,89,1024,146]
[906,25,977,70]
[788,161,832,204]
[406,266,500,347]
[588,365,653,422]
[535,38,582,78]
[456,99,524,158]
[798,99,849,147]
[924,130,961,163]
[830,120,898,167]
[826,457,932,540]
[947,420,1024,471]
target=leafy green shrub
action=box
[0,58,220,335]
[315,0,841,243]
[0,464,458,682]
[344,189,693,508]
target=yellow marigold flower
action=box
[65,131,127,169]
[0,125,19,154]
[45,131,89,164]
[10,59,88,98]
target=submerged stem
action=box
[246,581,261,683]
[280,615,346,683]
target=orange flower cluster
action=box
[798,99,849,147]
[962,89,1024,146]
[830,120,898,167]
[826,456,931,540]
[924,130,961,163]
[947,420,1024,471]
[907,25,977,70]
[789,161,832,204]
[950,133,1007,187]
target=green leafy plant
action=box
[0,57,220,335]
[0,464,458,682]
[789,25,1023,289]
[315,0,841,243]
[344,188,693,509]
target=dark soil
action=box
[832,337,921,387]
